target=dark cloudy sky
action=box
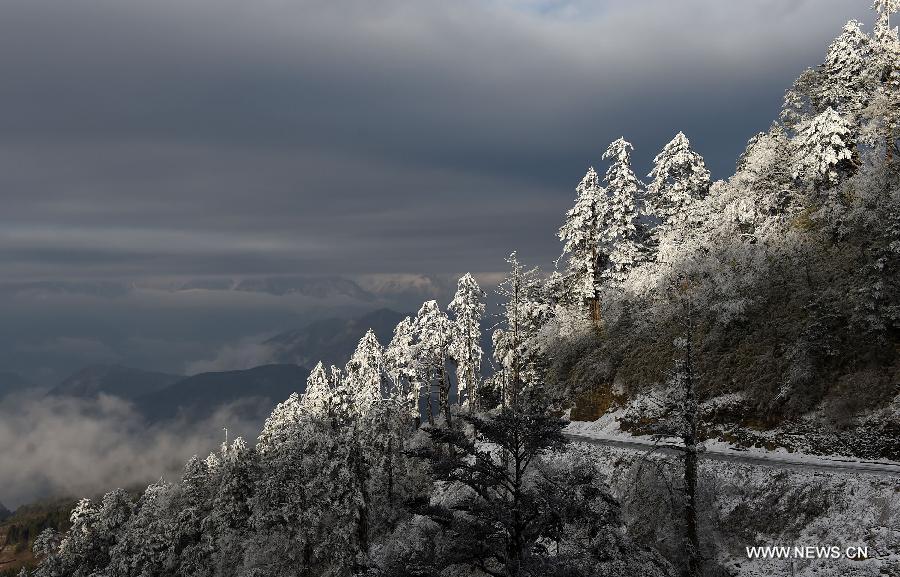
[0,0,868,382]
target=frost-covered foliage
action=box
[580,442,900,577]
[792,106,859,189]
[546,2,900,428]
[301,361,332,417]
[384,316,419,419]
[492,252,554,407]
[448,273,485,411]
[558,167,606,314]
[413,300,453,424]
[345,329,387,417]
[873,0,900,43]
[600,138,646,281]
[647,131,711,229]
[31,398,422,577]
[385,400,674,577]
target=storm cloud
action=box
[0,0,866,379]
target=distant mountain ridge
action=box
[43,309,413,424]
[265,308,408,368]
[139,364,310,423]
[47,364,182,401]
[177,276,376,301]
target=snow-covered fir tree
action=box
[448,273,485,411]
[863,2,900,179]
[493,252,552,407]
[413,300,453,424]
[601,137,646,281]
[301,361,332,417]
[820,20,875,121]
[257,393,304,454]
[730,125,799,223]
[873,0,900,43]
[558,166,606,323]
[792,106,860,190]
[647,132,710,231]
[384,316,420,422]
[344,329,386,417]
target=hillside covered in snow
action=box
[16,3,900,577]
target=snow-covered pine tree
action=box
[106,482,175,577]
[732,125,798,220]
[345,329,386,418]
[820,20,875,122]
[207,437,256,576]
[494,252,551,407]
[326,364,357,427]
[558,167,606,325]
[170,456,215,577]
[301,361,332,417]
[864,1,900,179]
[873,0,900,44]
[647,132,711,232]
[384,316,420,423]
[448,273,485,411]
[32,490,134,577]
[413,300,453,425]
[793,106,860,191]
[248,402,362,576]
[257,392,304,454]
[601,138,646,282]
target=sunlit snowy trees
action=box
[448,273,485,411]
[345,329,387,417]
[793,106,860,190]
[647,132,711,244]
[492,252,551,408]
[601,138,646,281]
[300,361,331,417]
[384,316,420,423]
[413,300,453,424]
[558,167,606,323]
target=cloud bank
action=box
[0,391,266,509]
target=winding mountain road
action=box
[565,431,900,479]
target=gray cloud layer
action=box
[1,0,858,278]
[0,0,866,380]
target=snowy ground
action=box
[567,413,900,577]
[566,414,900,477]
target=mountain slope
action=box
[137,364,309,422]
[47,365,182,401]
[265,308,407,368]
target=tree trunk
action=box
[426,381,435,426]
[441,362,452,426]
[589,296,601,329]
[682,310,701,577]
[352,442,370,567]
[386,436,394,502]
[887,131,895,196]
[683,436,701,577]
